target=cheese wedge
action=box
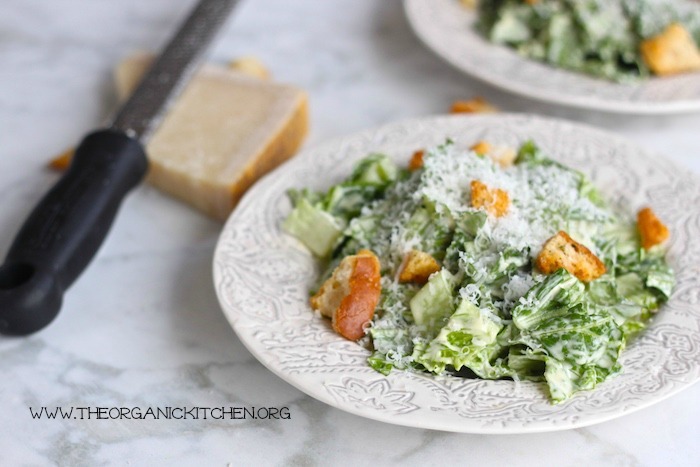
[53,54,308,221]
[123,54,309,220]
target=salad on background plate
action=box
[404,0,700,113]
[478,0,700,82]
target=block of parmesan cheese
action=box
[115,54,308,220]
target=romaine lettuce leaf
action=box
[282,198,343,258]
[410,269,457,333]
[512,270,625,402]
[413,298,511,379]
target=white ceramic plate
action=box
[213,115,700,433]
[404,0,700,114]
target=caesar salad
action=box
[283,139,674,403]
[476,0,700,81]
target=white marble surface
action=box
[1,0,699,465]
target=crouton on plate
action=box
[638,207,670,250]
[471,141,492,156]
[408,150,425,171]
[640,23,700,76]
[470,180,510,217]
[310,250,382,340]
[398,250,441,284]
[536,231,606,282]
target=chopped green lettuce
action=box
[413,298,510,379]
[410,269,457,333]
[512,272,624,402]
[282,198,343,258]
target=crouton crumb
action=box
[48,148,74,171]
[450,97,499,114]
[229,56,271,79]
[637,207,670,250]
[470,180,510,217]
[536,231,606,282]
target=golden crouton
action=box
[470,141,516,168]
[471,141,492,156]
[536,231,606,282]
[398,250,441,284]
[470,180,509,217]
[229,56,271,80]
[408,150,425,171]
[640,23,700,76]
[637,207,670,250]
[450,97,499,114]
[310,250,381,341]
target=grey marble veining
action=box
[1,0,700,465]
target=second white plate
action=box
[404,0,700,114]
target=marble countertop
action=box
[1,0,699,465]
